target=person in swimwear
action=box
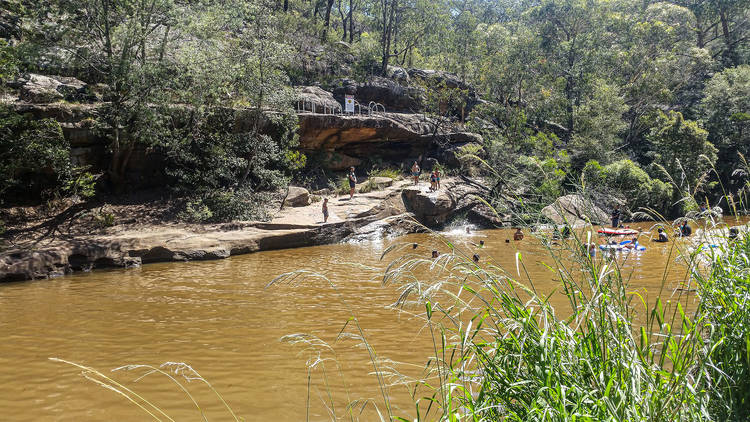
[514,228,524,241]
[435,168,441,190]
[322,198,329,222]
[411,161,420,185]
[653,228,668,242]
[429,171,437,191]
[348,167,357,199]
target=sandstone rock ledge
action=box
[1,178,490,282]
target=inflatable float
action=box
[599,240,646,252]
[597,228,639,236]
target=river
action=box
[0,222,715,421]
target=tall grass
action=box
[48,164,750,421]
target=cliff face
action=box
[3,69,484,183]
[297,112,481,169]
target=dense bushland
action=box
[1,0,748,220]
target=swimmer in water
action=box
[653,228,668,242]
[432,250,440,258]
[514,228,524,241]
[472,254,480,263]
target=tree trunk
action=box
[338,0,347,41]
[322,0,334,40]
[718,6,737,65]
[348,0,354,43]
[380,0,396,74]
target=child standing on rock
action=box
[348,167,357,199]
[322,198,329,223]
[429,171,438,191]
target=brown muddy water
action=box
[0,222,721,421]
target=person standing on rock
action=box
[611,205,621,228]
[435,168,441,190]
[322,198,329,223]
[348,167,357,199]
[411,161,420,186]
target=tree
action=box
[646,111,717,202]
[0,105,70,202]
[54,0,177,188]
[701,65,750,189]
[528,0,605,144]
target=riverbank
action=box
[0,177,496,282]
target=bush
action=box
[179,190,272,223]
[0,105,71,203]
[584,159,673,215]
[697,230,750,420]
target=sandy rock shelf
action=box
[1,177,490,282]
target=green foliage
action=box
[164,108,296,198]
[0,105,71,202]
[697,231,750,419]
[178,189,272,223]
[368,167,401,180]
[646,111,718,201]
[702,65,750,189]
[585,159,673,213]
[0,39,18,83]
[93,210,116,228]
[517,154,569,204]
[63,167,98,199]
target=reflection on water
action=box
[0,221,725,421]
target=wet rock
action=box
[541,194,608,226]
[284,186,311,207]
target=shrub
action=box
[0,105,71,203]
[696,230,750,420]
[179,190,272,223]
[584,159,674,216]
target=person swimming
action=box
[680,221,692,237]
[513,228,524,241]
[432,250,440,258]
[653,228,668,242]
[472,254,480,263]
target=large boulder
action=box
[16,74,94,103]
[541,194,608,227]
[332,77,423,112]
[18,74,64,103]
[296,86,342,113]
[283,186,311,207]
[401,181,481,227]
